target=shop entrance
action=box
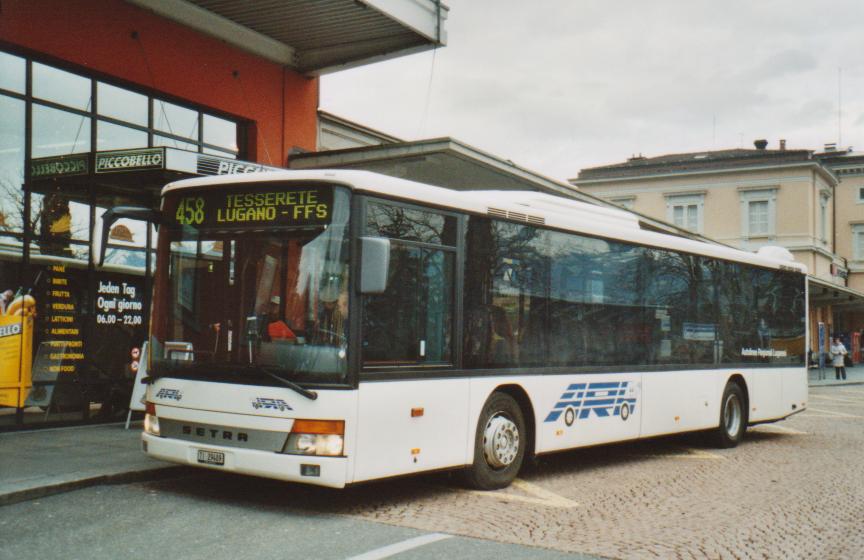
[0,148,278,429]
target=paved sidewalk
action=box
[808,364,864,387]
[0,422,181,506]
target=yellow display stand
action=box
[0,314,34,408]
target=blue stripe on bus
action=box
[582,398,616,406]
[585,382,622,389]
[554,400,584,408]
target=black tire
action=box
[463,392,526,490]
[712,382,746,448]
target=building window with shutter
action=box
[748,200,769,235]
[739,188,777,239]
[853,225,864,261]
[665,193,705,234]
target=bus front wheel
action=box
[463,392,526,490]
[713,381,746,448]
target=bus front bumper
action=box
[142,432,348,488]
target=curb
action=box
[808,381,864,388]
[0,465,193,507]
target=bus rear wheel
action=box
[712,381,746,448]
[463,392,526,490]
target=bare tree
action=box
[0,175,42,237]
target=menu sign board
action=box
[170,185,334,228]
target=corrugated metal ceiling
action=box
[188,0,433,72]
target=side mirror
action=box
[360,237,390,294]
[99,206,163,266]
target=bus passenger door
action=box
[352,204,467,481]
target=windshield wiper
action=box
[144,363,319,401]
[249,366,318,401]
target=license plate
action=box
[197,449,225,466]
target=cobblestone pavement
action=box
[173,385,862,560]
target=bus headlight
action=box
[144,402,161,436]
[284,419,344,456]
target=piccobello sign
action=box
[31,155,88,178]
[172,185,334,228]
[96,149,164,173]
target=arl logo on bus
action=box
[155,388,182,401]
[252,397,292,412]
[544,381,637,426]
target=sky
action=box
[321,0,864,182]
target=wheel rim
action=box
[723,393,742,438]
[483,413,520,469]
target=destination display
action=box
[170,185,334,228]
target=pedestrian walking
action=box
[830,337,848,380]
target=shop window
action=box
[154,134,199,152]
[97,121,148,151]
[0,48,249,429]
[0,95,25,243]
[202,147,237,159]
[95,207,149,270]
[32,63,92,111]
[154,99,199,140]
[203,114,238,153]
[97,82,148,127]
[0,51,25,94]
[30,192,90,261]
[32,104,91,157]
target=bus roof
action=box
[162,169,807,274]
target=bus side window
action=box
[361,202,456,367]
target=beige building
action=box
[818,151,864,291]
[572,143,864,358]
[813,150,864,342]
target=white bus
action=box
[115,170,807,490]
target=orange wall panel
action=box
[0,0,318,163]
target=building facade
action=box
[572,143,864,359]
[0,0,446,429]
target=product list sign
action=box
[96,279,144,327]
[43,264,85,375]
[171,185,334,228]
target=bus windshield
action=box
[149,183,351,385]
